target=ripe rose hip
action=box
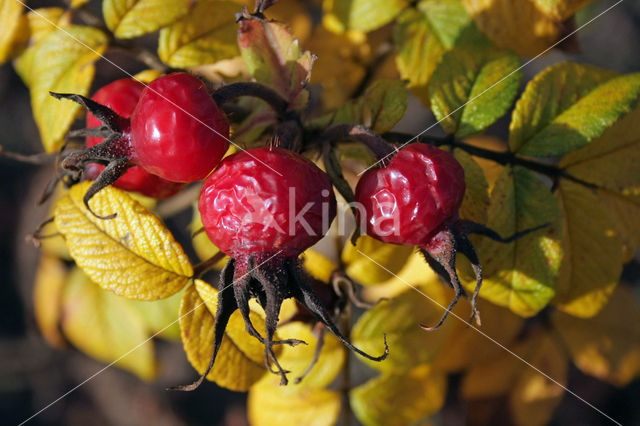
[355,143,543,330]
[85,78,185,199]
[199,147,336,259]
[175,147,386,391]
[131,73,230,182]
[355,143,465,245]
[51,72,230,216]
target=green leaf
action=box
[328,80,408,134]
[158,0,239,68]
[553,180,622,318]
[238,17,313,109]
[514,71,640,157]
[16,25,107,152]
[351,286,456,372]
[62,268,155,380]
[103,0,192,39]
[54,182,193,300]
[510,62,617,154]
[453,148,490,223]
[322,0,408,33]
[429,43,521,137]
[351,366,446,426]
[467,166,562,317]
[418,0,472,48]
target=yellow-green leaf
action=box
[127,290,183,340]
[552,285,640,387]
[560,106,640,262]
[238,17,313,109]
[453,148,490,223]
[342,235,413,286]
[248,384,340,426]
[509,62,616,154]
[180,280,270,391]
[468,166,562,317]
[54,182,193,300]
[329,79,408,134]
[17,25,107,152]
[351,366,446,426]
[533,0,594,20]
[419,0,472,48]
[33,255,68,348]
[61,268,156,380]
[0,0,27,63]
[462,329,568,426]
[516,73,640,157]
[429,43,521,137]
[255,322,345,389]
[463,0,560,57]
[103,0,191,39]
[322,0,408,33]
[352,284,456,372]
[553,180,622,318]
[393,8,444,105]
[158,0,239,68]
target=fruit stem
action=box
[212,82,289,117]
[382,132,598,189]
[322,124,396,161]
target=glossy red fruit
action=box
[198,147,337,259]
[355,143,465,245]
[85,78,185,199]
[131,73,230,182]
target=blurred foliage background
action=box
[1,0,640,425]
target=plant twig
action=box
[212,82,289,117]
[322,124,395,160]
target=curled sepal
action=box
[419,219,548,331]
[50,91,134,218]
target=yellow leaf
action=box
[462,329,568,426]
[351,365,446,426]
[463,0,560,57]
[190,202,229,267]
[179,281,272,391]
[248,384,340,426]
[352,283,456,372]
[255,322,345,389]
[342,235,413,286]
[61,268,156,380]
[54,182,193,300]
[103,0,192,39]
[0,0,27,63]
[127,290,183,340]
[561,106,640,262]
[301,248,336,283]
[132,68,162,83]
[553,181,622,318]
[25,8,72,45]
[306,26,368,109]
[533,0,594,20]
[453,149,490,224]
[322,0,408,33]
[267,0,313,44]
[158,0,239,68]
[393,8,445,106]
[33,255,68,348]
[552,285,640,386]
[433,298,524,372]
[468,166,562,317]
[509,62,616,154]
[17,25,107,152]
[71,0,90,7]
[361,250,439,302]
